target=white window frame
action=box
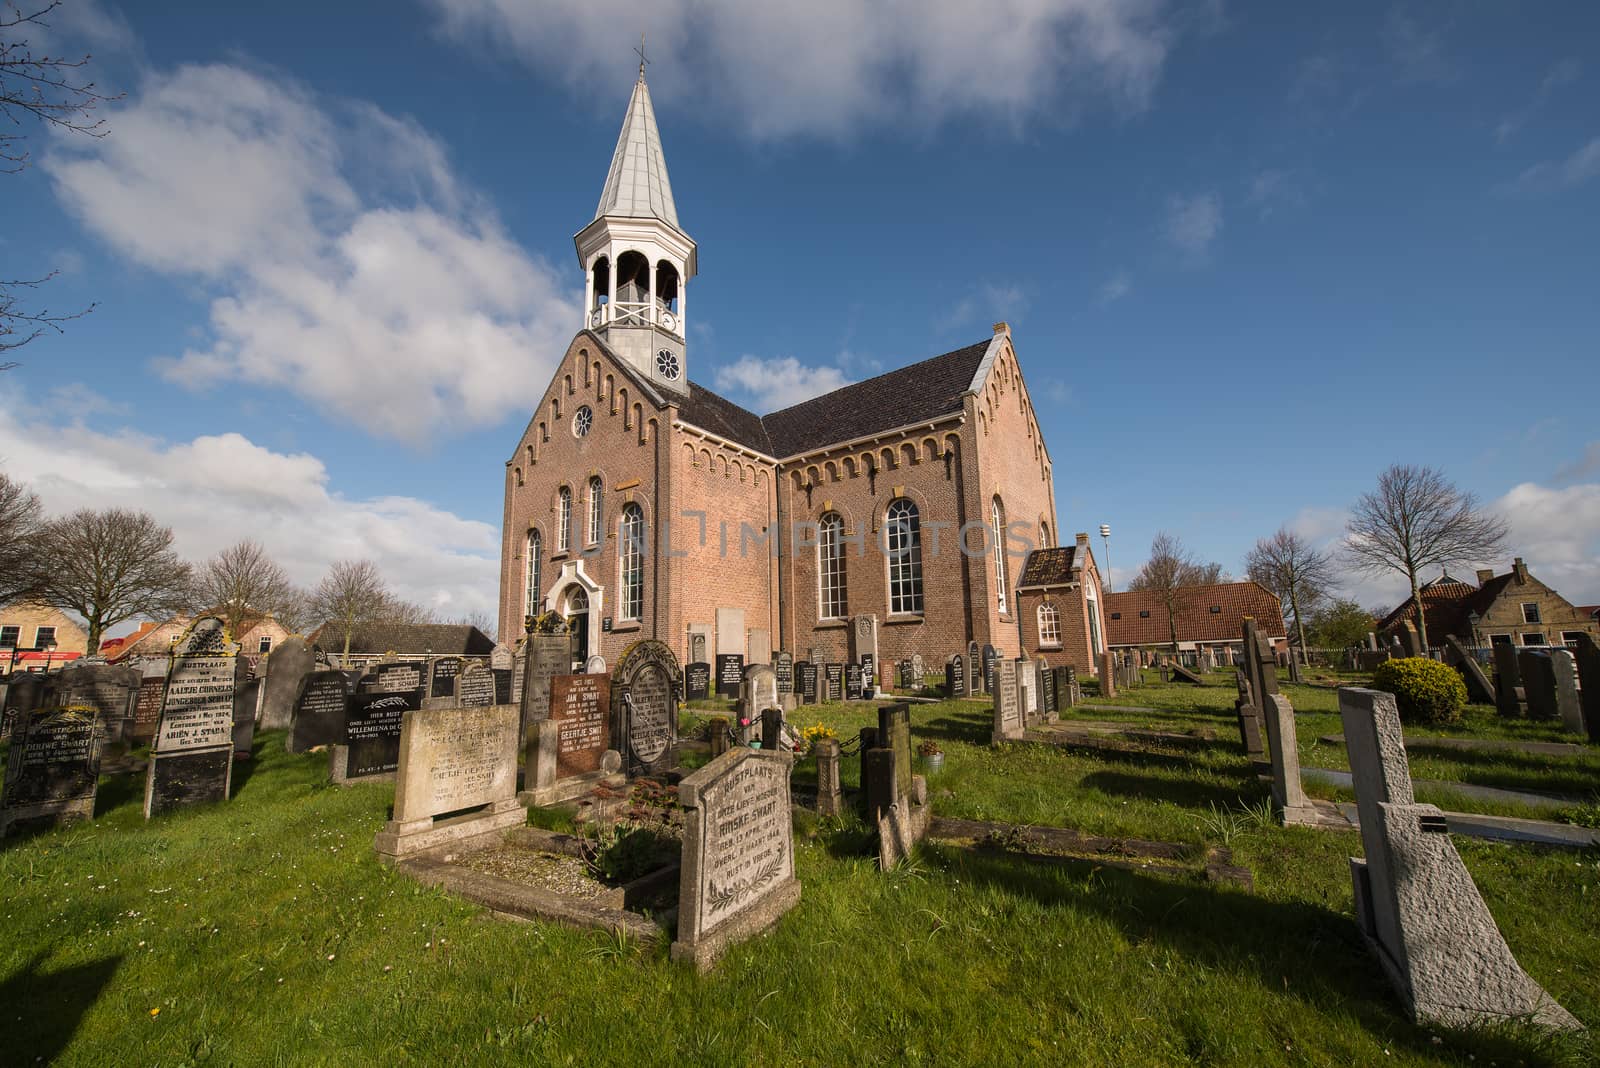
[34,626,55,648]
[619,504,645,621]
[1521,632,1547,646]
[885,499,924,616]
[991,496,1008,615]
[1037,603,1062,648]
[818,512,848,620]
[525,528,542,618]
[587,476,603,545]
[557,486,572,552]
[0,625,19,648]
[1521,602,1541,624]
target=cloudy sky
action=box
[6,0,1599,633]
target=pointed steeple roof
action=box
[594,74,679,228]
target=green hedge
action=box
[1372,656,1468,725]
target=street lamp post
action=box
[1467,611,1483,661]
[1099,524,1112,593]
[43,640,58,674]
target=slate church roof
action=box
[1017,546,1081,588]
[678,339,992,460]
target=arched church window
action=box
[557,486,572,552]
[1040,521,1051,549]
[992,496,1009,615]
[619,503,645,621]
[1038,603,1061,647]
[587,476,602,545]
[525,529,542,618]
[818,513,848,620]
[885,499,924,616]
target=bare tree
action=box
[1,1,121,356]
[36,507,193,653]
[1246,527,1336,666]
[381,595,438,626]
[270,585,315,635]
[1344,465,1509,645]
[0,469,46,605]
[307,559,390,660]
[1127,532,1198,651]
[445,609,496,640]
[194,539,295,637]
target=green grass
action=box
[2,701,1598,1066]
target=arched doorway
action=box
[565,586,590,668]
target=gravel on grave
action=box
[460,848,608,900]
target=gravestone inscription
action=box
[824,663,843,703]
[131,673,167,745]
[344,688,418,778]
[613,641,681,777]
[1,705,102,836]
[457,663,496,708]
[774,651,793,695]
[146,616,240,818]
[551,673,610,777]
[685,662,711,701]
[715,654,744,699]
[429,657,462,699]
[796,662,818,704]
[288,671,351,754]
[845,663,864,701]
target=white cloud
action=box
[1512,137,1600,194]
[1165,191,1222,257]
[0,410,500,621]
[1491,482,1600,605]
[1097,270,1131,304]
[712,356,852,413]
[46,63,579,442]
[426,0,1174,140]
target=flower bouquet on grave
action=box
[917,739,945,775]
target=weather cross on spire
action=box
[635,32,649,78]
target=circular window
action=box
[656,349,681,380]
[572,405,593,437]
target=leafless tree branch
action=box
[35,506,194,653]
[1247,527,1337,665]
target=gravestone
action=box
[797,661,818,704]
[457,663,496,708]
[982,645,998,694]
[814,737,843,817]
[520,631,571,731]
[910,653,924,687]
[511,644,527,706]
[1234,669,1264,757]
[585,655,606,675]
[493,667,513,705]
[992,659,1023,743]
[1442,636,1494,704]
[1338,687,1581,1031]
[860,653,876,696]
[966,641,981,695]
[945,656,961,698]
[845,663,864,701]
[145,617,241,819]
[2,673,46,740]
[1262,694,1318,825]
[823,663,844,702]
[685,662,712,701]
[232,678,260,760]
[1397,621,1424,658]
[670,747,802,971]
[1170,661,1204,685]
[59,664,139,745]
[715,654,744,700]
[688,631,708,667]
[429,657,462,700]
[1053,666,1077,711]
[372,703,525,862]
[1548,650,1583,735]
[1099,650,1117,698]
[898,659,913,690]
[1492,643,1522,717]
[1518,651,1558,720]
[1,705,102,836]
[612,640,681,777]
[774,651,793,695]
[1040,662,1057,719]
[851,614,878,667]
[259,637,313,731]
[1573,634,1600,743]
[130,672,166,745]
[490,643,514,672]
[1016,660,1038,724]
[863,702,929,869]
[368,661,425,694]
[747,628,772,667]
[739,665,779,742]
[336,688,418,782]
[521,674,623,806]
[288,671,352,754]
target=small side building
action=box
[1102,581,1287,664]
[306,622,496,670]
[0,602,88,674]
[1378,558,1599,650]
[1015,533,1107,676]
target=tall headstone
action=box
[1338,687,1581,1031]
[945,656,962,698]
[259,637,313,731]
[612,640,681,777]
[1040,661,1058,720]
[1262,694,1318,825]
[429,657,462,700]
[288,671,352,754]
[337,688,418,781]
[851,614,879,668]
[814,737,842,817]
[1518,651,1558,721]
[797,661,818,704]
[1017,660,1038,724]
[982,645,998,694]
[1099,650,1117,698]
[521,672,622,806]
[910,653,925,687]
[823,663,844,702]
[774,651,794,696]
[966,641,981,695]
[688,630,708,667]
[2,672,46,740]
[1,704,102,836]
[684,662,711,701]
[670,748,801,971]
[739,665,779,740]
[747,628,773,667]
[1492,643,1522,717]
[1397,621,1424,658]
[1548,650,1583,735]
[145,617,241,818]
[372,703,525,862]
[130,667,166,745]
[1572,634,1600,743]
[845,663,864,701]
[457,662,496,708]
[521,629,571,729]
[232,677,260,759]
[992,659,1023,743]
[715,653,744,700]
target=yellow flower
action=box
[149,1008,160,1017]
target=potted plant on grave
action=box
[917,739,945,775]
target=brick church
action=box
[498,72,1069,678]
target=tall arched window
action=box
[885,499,924,615]
[1040,521,1051,549]
[1037,602,1061,647]
[524,529,542,618]
[992,496,1009,614]
[619,503,644,620]
[586,476,603,545]
[818,512,848,619]
[557,486,572,551]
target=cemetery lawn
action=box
[2,703,1597,1066]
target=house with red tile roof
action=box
[1377,558,1599,650]
[1100,581,1287,662]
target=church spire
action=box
[593,68,679,229]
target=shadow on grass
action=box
[1079,769,1262,812]
[918,714,992,747]
[93,769,143,817]
[0,951,123,1064]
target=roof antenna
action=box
[635,31,649,79]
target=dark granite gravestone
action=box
[288,671,352,754]
[131,673,166,745]
[797,661,818,704]
[945,657,960,698]
[492,668,513,705]
[824,663,844,702]
[1041,664,1058,715]
[259,636,313,730]
[551,673,610,777]
[685,662,711,701]
[982,645,998,694]
[1492,643,1522,717]
[715,654,744,699]
[2,672,46,740]
[612,640,681,777]
[59,665,139,745]
[457,663,496,708]
[1518,651,1558,720]
[145,616,241,819]
[860,653,875,696]
[343,688,418,779]
[232,678,260,760]
[845,663,865,701]
[966,641,981,694]
[1,705,102,836]
[774,651,794,695]
[429,657,462,700]
[368,661,425,694]
[1053,666,1075,710]
[1572,634,1600,743]
[899,659,914,689]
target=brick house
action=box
[1014,534,1107,676]
[498,72,1060,675]
[0,603,87,674]
[1097,582,1288,663]
[1377,558,1600,650]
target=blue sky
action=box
[4,0,1598,630]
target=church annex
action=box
[499,72,1063,676]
